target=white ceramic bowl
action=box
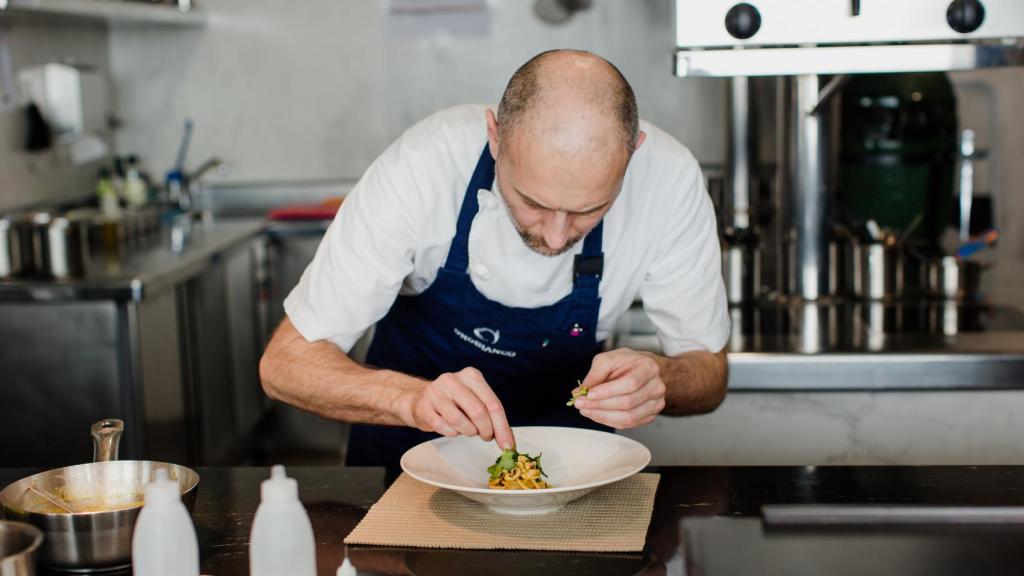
[400,426,651,515]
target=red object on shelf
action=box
[267,198,344,221]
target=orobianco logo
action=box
[453,326,516,357]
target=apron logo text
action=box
[473,327,501,345]
[454,327,517,358]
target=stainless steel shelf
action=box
[0,219,265,303]
[0,0,206,27]
[615,301,1024,391]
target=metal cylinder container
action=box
[851,242,904,300]
[0,217,32,279]
[46,215,89,280]
[924,256,983,301]
[28,212,53,278]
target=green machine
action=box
[838,73,958,249]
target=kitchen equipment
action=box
[400,426,650,515]
[0,521,43,576]
[674,0,1024,303]
[924,256,983,301]
[839,73,957,248]
[722,228,762,303]
[0,420,200,572]
[0,216,30,279]
[46,214,89,280]
[27,212,52,278]
[266,198,344,221]
[851,242,904,301]
[783,235,846,299]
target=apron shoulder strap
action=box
[572,220,604,299]
[444,145,495,273]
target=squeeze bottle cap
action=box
[143,468,179,506]
[260,465,299,503]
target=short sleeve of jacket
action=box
[638,156,730,356]
[283,131,436,352]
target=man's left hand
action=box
[572,348,666,429]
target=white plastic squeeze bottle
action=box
[250,465,317,576]
[131,468,199,576]
[337,556,357,576]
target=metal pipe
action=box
[789,74,830,301]
[727,76,751,229]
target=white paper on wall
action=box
[386,0,490,40]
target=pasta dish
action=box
[486,449,550,490]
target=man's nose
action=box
[542,211,571,251]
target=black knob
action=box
[725,3,762,40]
[947,0,986,34]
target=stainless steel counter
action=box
[615,301,1024,391]
[0,218,268,467]
[0,219,266,302]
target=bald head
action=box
[497,50,639,158]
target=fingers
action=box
[580,351,622,391]
[576,349,665,430]
[575,375,665,411]
[419,407,457,437]
[416,368,513,447]
[580,397,665,430]
[461,373,515,449]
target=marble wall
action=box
[624,391,1024,466]
[0,20,111,213]
[108,0,727,182]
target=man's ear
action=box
[634,130,647,152]
[486,108,500,160]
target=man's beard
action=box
[514,224,586,257]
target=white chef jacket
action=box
[285,105,729,357]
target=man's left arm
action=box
[572,347,727,429]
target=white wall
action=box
[109,0,726,182]
[0,20,111,213]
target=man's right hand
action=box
[399,367,516,449]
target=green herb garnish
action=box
[566,380,589,406]
[486,448,547,480]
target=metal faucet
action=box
[188,156,225,182]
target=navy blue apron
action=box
[346,145,609,468]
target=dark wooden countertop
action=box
[5,465,1024,575]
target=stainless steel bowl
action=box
[0,420,199,572]
[0,521,43,576]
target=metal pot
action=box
[27,213,52,279]
[0,420,199,572]
[851,242,904,300]
[46,214,89,280]
[0,522,43,576]
[0,216,32,279]
[924,256,983,301]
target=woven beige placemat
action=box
[344,472,660,552]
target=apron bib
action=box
[346,145,609,468]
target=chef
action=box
[259,49,730,468]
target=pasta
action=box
[486,449,550,490]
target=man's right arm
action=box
[259,317,516,448]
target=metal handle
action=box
[852,0,861,16]
[90,419,124,463]
[959,129,976,242]
[764,504,1024,526]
